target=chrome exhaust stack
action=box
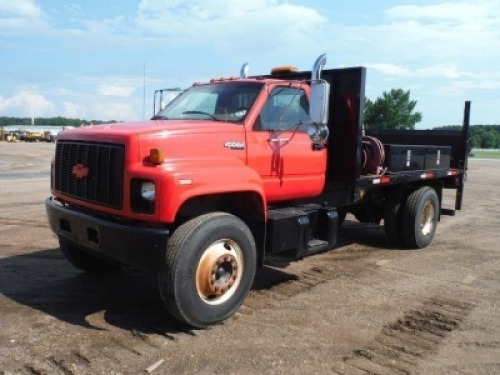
[240,63,249,79]
[311,53,327,81]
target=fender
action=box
[156,159,267,223]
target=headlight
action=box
[131,179,155,214]
[140,181,156,201]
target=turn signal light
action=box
[149,148,165,164]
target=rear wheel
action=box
[402,187,439,249]
[158,212,256,328]
[59,238,120,272]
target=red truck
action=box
[46,55,470,328]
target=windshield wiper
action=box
[182,110,219,121]
[151,115,169,120]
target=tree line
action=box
[0,116,117,128]
[433,125,500,149]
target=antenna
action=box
[143,63,146,120]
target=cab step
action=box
[265,206,338,260]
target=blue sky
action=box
[1,0,499,128]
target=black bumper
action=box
[45,197,169,272]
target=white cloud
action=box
[387,1,499,25]
[331,0,500,74]
[63,102,86,118]
[368,63,472,80]
[441,79,500,96]
[0,89,54,117]
[0,0,43,17]
[96,84,136,97]
[366,63,411,77]
[92,102,138,122]
[0,0,50,33]
[135,0,327,54]
[78,16,128,40]
[415,65,471,80]
[385,2,499,62]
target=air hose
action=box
[361,135,385,175]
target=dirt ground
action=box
[0,141,499,375]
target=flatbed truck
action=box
[46,55,470,327]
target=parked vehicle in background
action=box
[43,130,58,142]
[5,132,20,142]
[2,126,69,142]
[24,131,46,142]
[3,130,24,142]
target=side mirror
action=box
[309,80,330,146]
[308,54,330,146]
[309,80,330,125]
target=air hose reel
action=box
[361,135,385,175]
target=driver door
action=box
[246,85,327,202]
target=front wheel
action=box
[402,187,439,249]
[158,213,257,328]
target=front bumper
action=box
[45,197,169,272]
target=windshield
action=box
[157,82,264,123]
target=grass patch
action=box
[471,149,500,160]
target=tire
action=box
[402,187,439,249]
[158,212,257,328]
[59,238,121,272]
[353,208,381,224]
[384,191,406,246]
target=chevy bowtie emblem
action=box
[72,164,89,178]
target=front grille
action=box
[55,141,125,209]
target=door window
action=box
[255,87,310,131]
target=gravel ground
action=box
[0,142,499,374]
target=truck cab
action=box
[154,78,327,201]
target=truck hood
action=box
[57,119,242,140]
[56,119,247,165]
